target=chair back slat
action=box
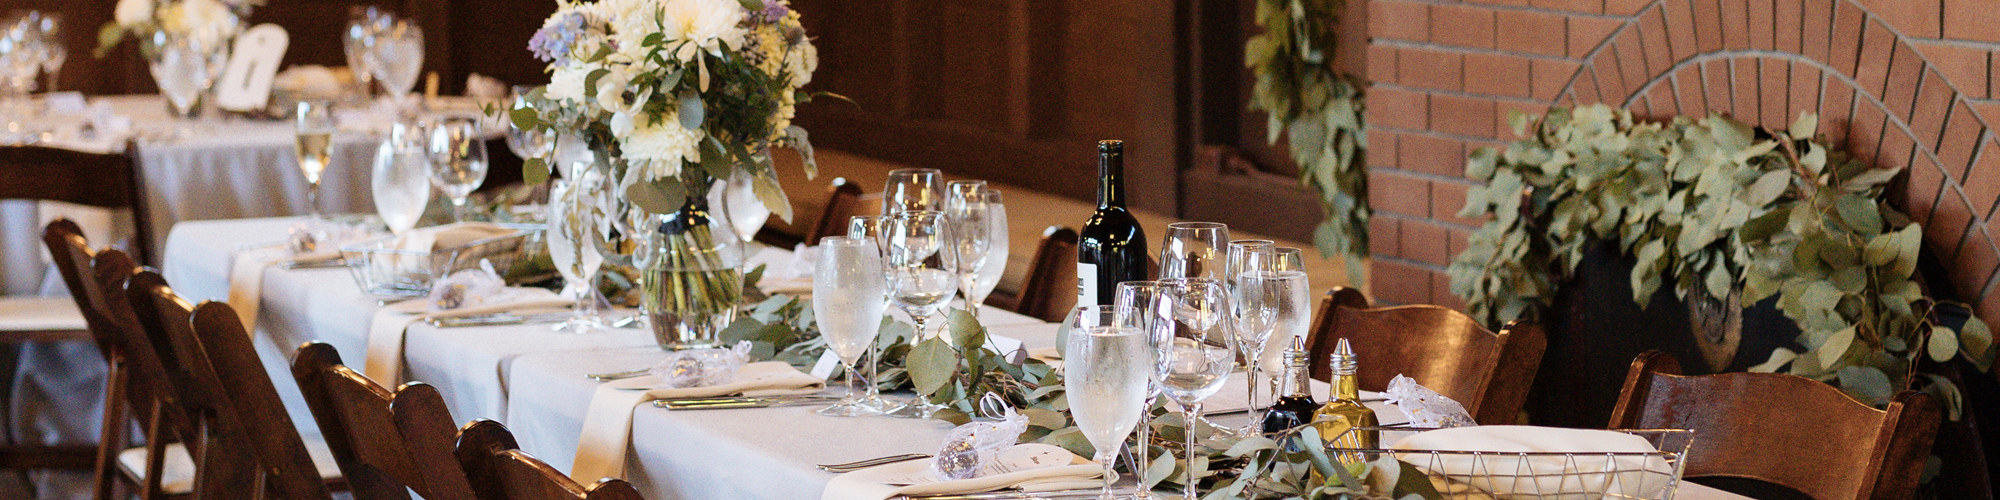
[125,271,261,499]
[188,302,334,500]
[805,178,868,243]
[293,342,477,500]
[1608,351,1941,500]
[7,145,152,264]
[1304,295,1546,425]
[1016,226,1078,323]
[455,420,643,500]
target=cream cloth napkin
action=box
[361,287,569,383]
[570,361,826,482]
[820,443,1102,500]
[1391,426,1674,500]
[227,245,339,334]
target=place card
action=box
[214,24,289,113]
[810,350,841,380]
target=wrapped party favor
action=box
[650,341,754,388]
[1384,374,1476,428]
[932,394,1031,481]
[427,260,507,311]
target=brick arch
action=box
[1551,0,2000,317]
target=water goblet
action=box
[882,168,941,215]
[1153,278,1235,500]
[883,210,956,419]
[1234,248,1312,436]
[814,236,889,417]
[1063,305,1151,500]
[549,171,607,334]
[847,215,898,412]
[1114,280,1168,499]
[1245,247,1307,371]
[295,101,337,224]
[426,117,488,222]
[371,120,431,235]
[968,190,1009,309]
[368,15,424,109]
[504,86,554,163]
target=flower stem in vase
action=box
[645,197,744,350]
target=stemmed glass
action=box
[343,7,384,99]
[1224,240,1275,295]
[814,236,889,417]
[549,168,607,333]
[1159,222,1229,280]
[1234,248,1312,435]
[1064,305,1151,500]
[29,12,59,93]
[504,86,554,163]
[426,117,488,222]
[591,174,652,327]
[295,101,337,224]
[371,120,431,234]
[882,168,942,215]
[1244,247,1305,372]
[884,210,956,419]
[147,32,210,122]
[714,169,770,244]
[368,15,424,109]
[1153,278,1235,500]
[944,180,990,318]
[1115,280,1168,499]
[967,189,1009,308]
[848,215,898,412]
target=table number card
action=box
[214,24,290,113]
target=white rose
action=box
[115,0,154,27]
[660,0,747,62]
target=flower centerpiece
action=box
[512,0,822,349]
[97,0,258,56]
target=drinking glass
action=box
[592,173,651,327]
[884,210,955,419]
[968,190,1008,309]
[882,168,941,215]
[147,32,210,121]
[426,117,488,222]
[344,7,383,98]
[1246,247,1308,372]
[504,86,554,163]
[1224,240,1276,294]
[847,215,898,412]
[1234,249,1312,435]
[1159,222,1229,280]
[549,171,606,333]
[29,12,59,93]
[814,236,888,417]
[944,180,989,318]
[372,120,431,234]
[295,101,337,223]
[713,169,769,243]
[1063,306,1150,500]
[368,16,424,106]
[1114,280,1167,499]
[1153,278,1235,500]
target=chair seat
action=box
[116,437,345,494]
[0,296,87,332]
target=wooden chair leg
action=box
[141,400,165,500]
[93,361,127,500]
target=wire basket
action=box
[1329,428,1695,500]
[339,225,535,296]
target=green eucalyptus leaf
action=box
[1930,323,1961,363]
[1963,317,1995,371]
[523,159,550,185]
[1790,112,1819,141]
[1819,325,1856,368]
[1837,365,1894,405]
[907,337,958,397]
[678,91,706,130]
[1750,348,1798,372]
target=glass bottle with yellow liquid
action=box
[1310,338,1377,465]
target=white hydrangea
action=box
[785,38,817,89]
[545,65,591,104]
[115,0,154,27]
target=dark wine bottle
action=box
[1077,140,1148,306]
[1262,337,1319,436]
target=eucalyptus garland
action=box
[1448,105,1994,408]
[1246,0,1369,277]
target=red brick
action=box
[1829,2,1867,75]
[1928,188,1976,260]
[1802,0,1833,62]
[1401,134,1467,178]
[1496,100,1549,139]
[1951,226,2000,298]
[1963,138,2000,219]
[1665,0,1697,62]
[1855,19,1898,97]
[1761,60,1790,129]
[1532,59,1582,100]
[1643,79,1679,120]
[1916,42,1989,100]
[1570,17,1625,58]
[1430,180,1488,226]
[1721,0,1751,50]
[1573,68,1604,105]
[1881,130,1918,173]
[1821,83,1857,147]
[1775,0,1803,54]
[1401,219,1453,266]
[1530,0,1603,14]
[1694,0,1725,54]
[1464,53,1533,98]
[1369,170,1431,217]
[1991,52,2000,101]
[1434,94,1500,138]
[1368,45,1400,85]
[1675,65,1710,116]
[1940,101,1986,178]
[1908,153,1945,224]
[1848,98,1889,163]
[1788,62,1822,128]
[1945,0,2000,43]
[1606,0,1650,16]
[1911,70,1956,150]
[1372,130,1402,169]
[1595,53,1632,104]
[1371,0,1431,42]
[1632,94,1656,117]
[1370,259,1434,306]
[1748,0,1775,51]
[1495,10,1568,57]
[1884,44,1926,120]
[1430,4,1496,50]
[1466,0,1530,7]
[1370,86,1430,130]
[1639,9,1674,77]
[1732,58,1761,124]
[1369,215,1401,256]
[1981,290,2000,334]
[1865,0,1941,38]
[1704,60,1735,119]
[1399,48,1465,91]
[1972,101,2000,127]
[1431,271,1468,311]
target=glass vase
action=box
[644,195,745,350]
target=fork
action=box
[816,453,931,472]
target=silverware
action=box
[610,315,644,328]
[895,488,1106,500]
[587,368,650,381]
[816,453,932,472]
[428,312,572,328]
[653,395,841,410]
[280,257,347,270]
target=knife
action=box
[895,488,1107,500]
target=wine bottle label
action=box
[1076,262,1098,306]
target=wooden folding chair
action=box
[803,177,870,244]
[1303,290,1547,425]
[454,420,644,500]
[42,222,168,499]
[292,342,477,500]
[1609,351,1940,500]
[1013,226,1078,323]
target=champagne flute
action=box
[1234,248,1311,436]
[1159,222,1229,280]
[882,168,941,215]
[847,215,898,412]
[884,210,956,419]
[504,86,554,163]
[1115,280,1168,499]
[295,101,337,224]
[968,189,1009,308]
[549,172,606,333]
[1153,278,1235,500]
[944,180,989,318]
[814,236,888,417]
[426,117,488,222]
[372,120,432,234]
[1063,305,1150,500]
[30,12,60,93]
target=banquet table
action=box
[160,216,1753,500]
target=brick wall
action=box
[1366,0,2000,326]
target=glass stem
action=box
[1181,403,1202,500]
[452,197,469,222]
[307,181,322,222]
[1246,346,1265,433]
[1098,451,1118,499]
[1135,398,1153,493]
[842,361,859,402]
[866,333,883,399]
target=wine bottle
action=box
[1310,338,1378,465]
[1261,336,1318,436]
[1077,140,1148,306]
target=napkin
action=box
[821,443,1102,500]
[570,361,825,482]
[747,246,814,295]
[1390,426,1674,500]
[361,287,569,383]
[226,244,340,334]
[273,65,347,100]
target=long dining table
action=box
[160,216,1751,499]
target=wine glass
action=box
[1234,248,1312,436]
[592,173,653,327]
[944,180,989,318]
[814,236,889,417]
[967,189,1009,309]
[372,120,432,234]
[426,117,488,222]
[29,12,59,93]
[882,168,941,215]
[147,32,210,122]
[295,101,337,223]
[712,169,770,244]
[1159,222,1229,280]
[847,215,898,412]
[1153,278,1235,500]
[505,86,555,164]
[1246,247,1308,372]
[549,170,606,333]
[1063,305,1150,500]
[343,7,382,99]
[1224,240,1275,295]
[883,210,956,419]
[368,15,424,108]
[1114,280,1167,499]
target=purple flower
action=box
[529,12,586,64]
[753,0,790,24]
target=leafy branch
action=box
[1247,0,1369,280]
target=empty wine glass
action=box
[1224,240,1275,296]
[371,120,431,234]
[295,101,337,223]
[1114,280,1168,499]
[593,173,652,327]
[1063,305,1150,500]
[1153,278,1235,500]
[882,168,941,215]
[1246,247,1308,373]
[505,86,554,164]
[146,32,210,122]
[712,169,770,243]
[968,189,1009,309]
[847,215,898,412]
[884,210,956,419]
[368,15,424,108]
[426,117,488,222]
[944,180,989,318]
[815,236,888,417]
[1234,248,1311,436]
[344,7,384,98]
[28,12,59,93]
[1160,222,1229,280]
[549,171,606,334]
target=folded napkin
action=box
[1391,426,1674,500]
[747,246,814,295]
[821,443,1101,500]
[227,245,340,334]
[571,361,826,482]
[361,287,568,383]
